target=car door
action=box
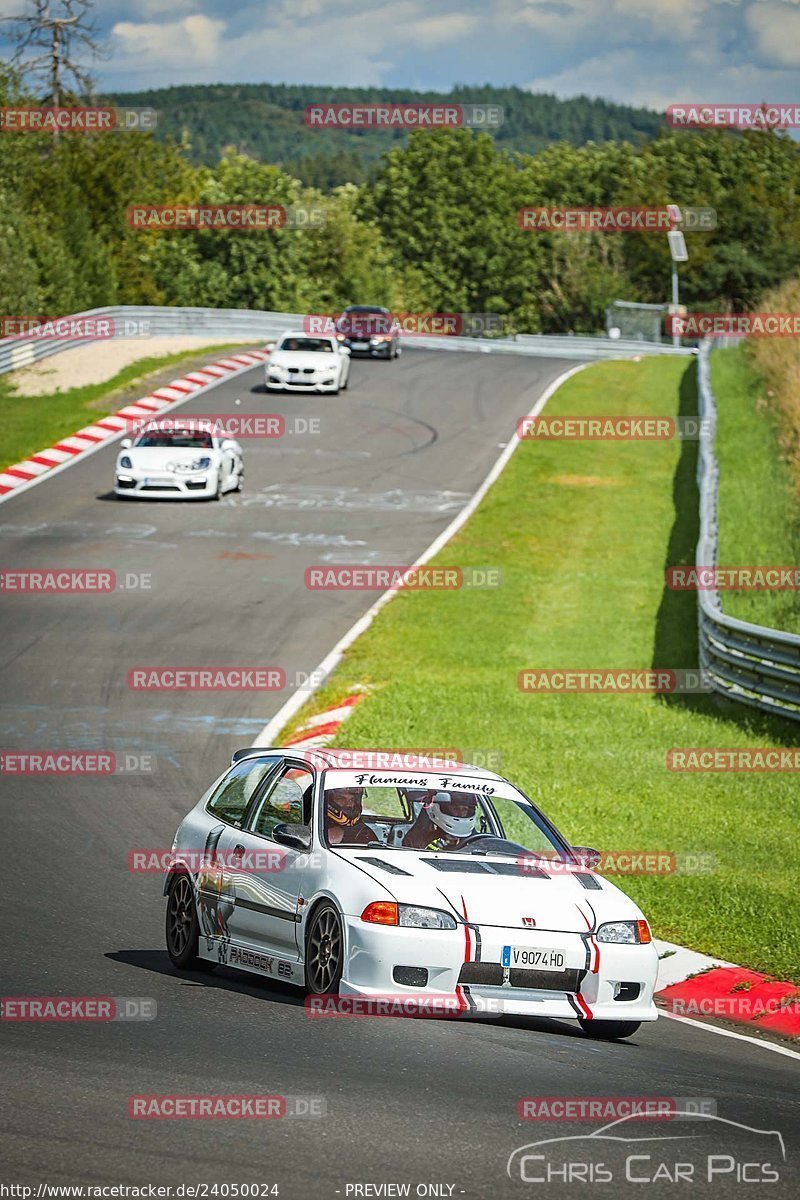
[223,759,316,957]
[189,754,282,946]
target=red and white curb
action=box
[655,940,800,1039]
[280,693,364,751]
[0,349,270,503]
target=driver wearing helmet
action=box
[325,785,374,846]
[403,791,477,851]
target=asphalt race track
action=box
[0,349,797,1197]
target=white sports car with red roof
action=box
[165,749,658,1040]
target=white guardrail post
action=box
[696,341,800,721]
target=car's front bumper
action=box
[265,373,340,392]
[345,339,393,356]
[340,917,659,1022]
[114,469,217,499]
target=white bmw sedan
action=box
[265,332,350,394]
[114,422,243,500]
[165,749,658,1040]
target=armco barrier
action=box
[0,307,302,377]
[696,342,800,721]
[0,305,695,376]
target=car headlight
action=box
[119,455,133,469]
[195,456,212,470]
[360,902,457,929]
[399,904,457,930]
[596,919,651,944]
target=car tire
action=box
[166,873,215,972]
[211,472,222,501]
[234,468,244,492]
[578,1018,641,1040]
[304,902,344,995]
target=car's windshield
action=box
[337,309,390,334]
[278,337,334,353]
[135,430,214,448]
[321,777,567,856]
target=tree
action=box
[1,0,102,120]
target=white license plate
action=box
[351,341,368,349]
[502,945,567,971]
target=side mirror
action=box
[272,822,312,852]
[571,845,602,870]
[340,345,351,355]
[265,341,276,352]
[120,438,132,450]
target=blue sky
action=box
[1,0,799,110]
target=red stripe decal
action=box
[575,993,593,1020]
[4,467,37,480]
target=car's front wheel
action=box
[166,873,214,971]
[304,902,344,995]
[578,1018,641,1040]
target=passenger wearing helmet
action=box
[325,786,374,846]
[402,791,478,851]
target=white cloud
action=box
[113,14,226,67]
[404,13,480,46]
[746,0,800,67]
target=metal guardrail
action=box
[0,305,695,377]
[696,342,800,721]
[0,306,302,377]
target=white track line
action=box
[255,361,589,746]
[661,1012,800,1061]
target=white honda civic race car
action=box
[114,421,243,500]
[264,331,350,394]
[165,750,658,1040]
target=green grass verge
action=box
[282,356,800,981]
[712,344,800,633]
[0,344,248,474]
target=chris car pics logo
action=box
[507,1111,785,1185]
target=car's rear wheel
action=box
[166,873,214,971]
[578,1018,640,1040]
[304,902,343,995]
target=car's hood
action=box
[270,352,338,370]
[339,849,641,933]
[120,446,218,469]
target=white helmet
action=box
[427,792,477,839]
